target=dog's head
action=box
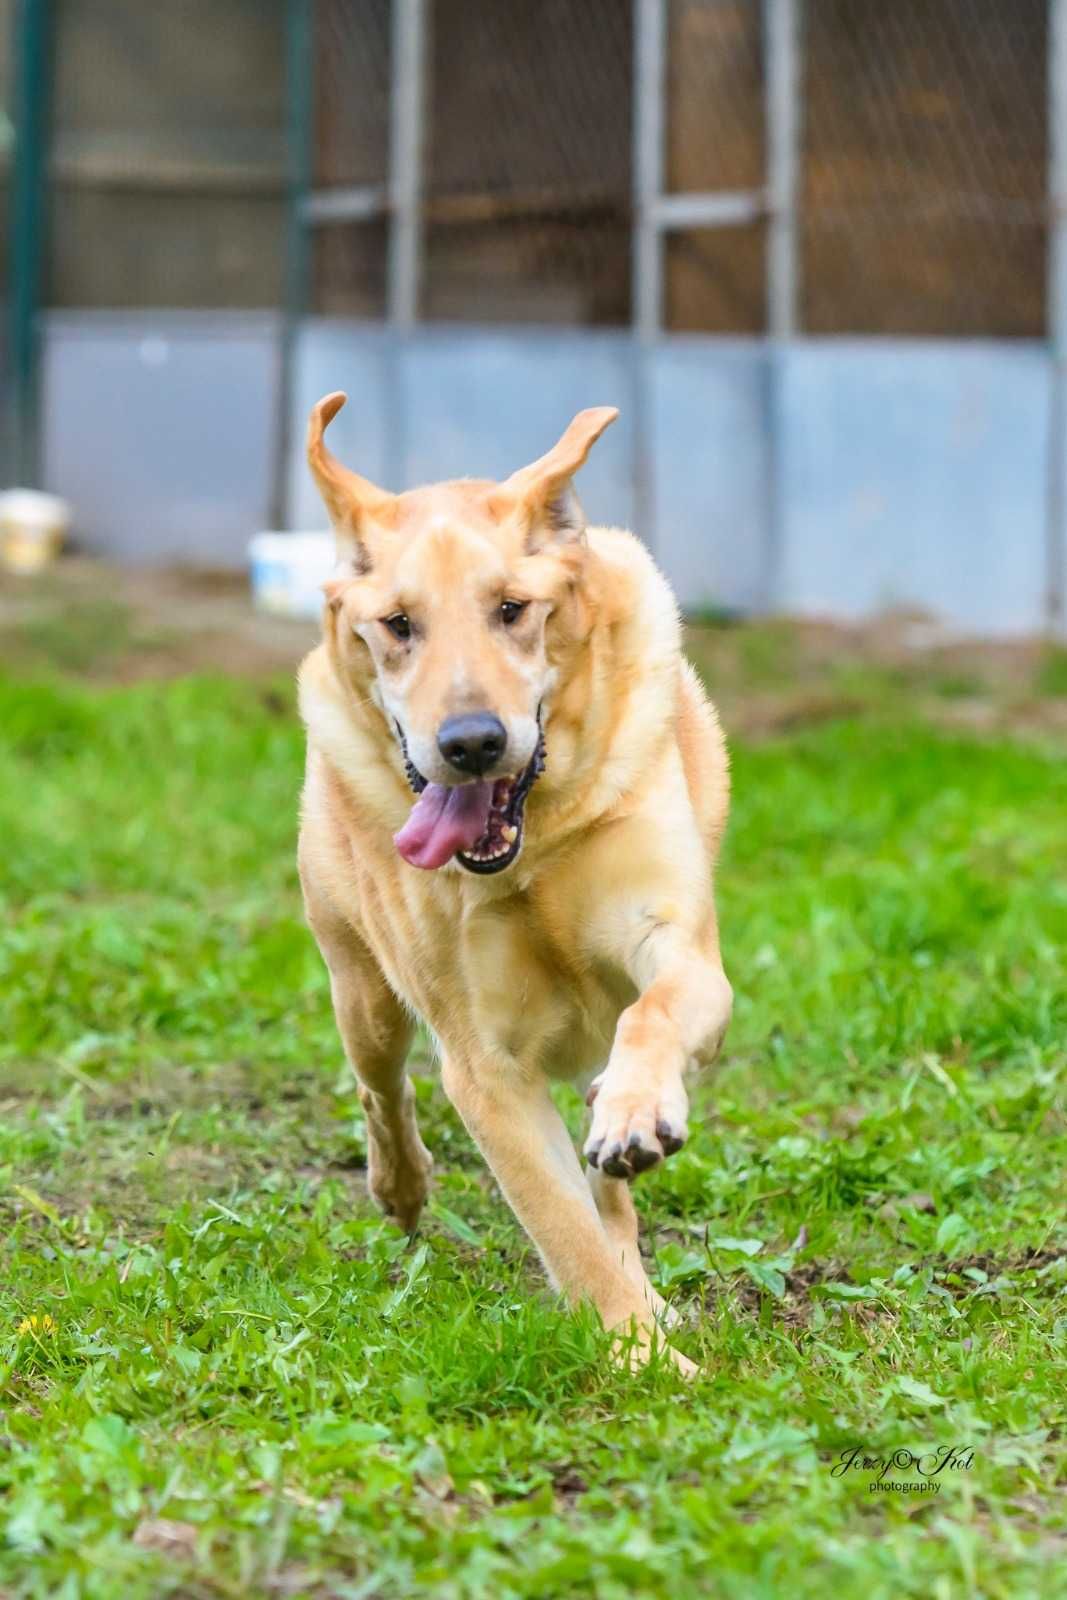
[307,394,617,876]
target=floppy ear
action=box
[306,392,393,570]
[504,406,618,546]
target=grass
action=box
[0,620,1065,1598]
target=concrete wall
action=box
[39,312,1058,635]
[286,325,775,617]
[776,343,1051,635]
[42,312,280,565]
[290,321,1053,633]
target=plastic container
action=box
[248,531,335,618]
[0,489,72,574]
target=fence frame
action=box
[262,0,1067,636]
[1048,0,1067,633]
[6,0,51,487]
[4,0,1064,635]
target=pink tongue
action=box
[394,781,494,870]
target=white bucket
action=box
[248,531,336,618]
[0,489,72,574]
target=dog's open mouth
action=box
[392,725,545,875]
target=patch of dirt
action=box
[932,1247,1067,1294]
[678,1252,857,1329]
[725,1258,859,1328]
[3,564,1065,748]
[548,1462,590,1505]
[684,609,1067,744]
[687,1243,1066,1323]
[970,1498,1067,1550]
[132,1518,199,1557]
[0,559,316,682]
[717,690,872,739]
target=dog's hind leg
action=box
[585,1167,673,1326]
[302,877,431,1233]
[442,1054,693,1373]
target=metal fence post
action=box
[1049,0,1067,636]
[275,0,312,528]
[390,0,428,334]
[386,0,428,488]
[632,0,666,549]
[762,0,801,613]
[389,0,427,331]
[634,0,666,344]
[765,0,800,340]
[8,0,51,488]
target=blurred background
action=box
[0,0,1062,637]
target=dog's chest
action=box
[452,890,634,1080]
[352,862,632,1077]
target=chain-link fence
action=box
[664,0,765,332]
[311,0,390,316]
[299,0,1050,338]
[1,0,18,480]
[310,0,635,325]
[5,0,1052,335]
[46,0,287,311]
[0,0,11,304]
[802,0,1046,336]
[2,0,1061,624]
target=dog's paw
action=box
[663,1344,699,1379]
[611,1329,699,1379]
[367,1142,434,1234]
[583,1076,688,1180]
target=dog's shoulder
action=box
[586,525,728,855]
[677,657,729,855]
[585,526,683,709]
[296,640,338,729]
[298,641,404,839]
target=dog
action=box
[297,394,732,1372]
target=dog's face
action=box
[308,395,617,875]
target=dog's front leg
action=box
[302,871,432,1233]
[584,916,732,1179]
[441,1054,691,1370]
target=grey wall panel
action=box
[649,340,769,612]
[289,322,638,545]
[288,324,771,619]
[42,312,280,564]
[397,329,637,532]
[42,315,1056,638]
[778,342,1051,635]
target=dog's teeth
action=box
[502,825,517,843]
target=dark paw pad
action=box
[656,1119,686,1157]
[599,1143,634,1179]
[626,1135,661,1174]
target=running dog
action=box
[297,395,732,1372]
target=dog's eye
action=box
[500,600,527,626]
[383,613,412,641]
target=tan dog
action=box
[297,394,732,1372]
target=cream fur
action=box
[298,402,732,1374]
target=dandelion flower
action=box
[16,1314,56,1336]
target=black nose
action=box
[437,713,507,776]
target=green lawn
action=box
[1,639,1065,1598]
